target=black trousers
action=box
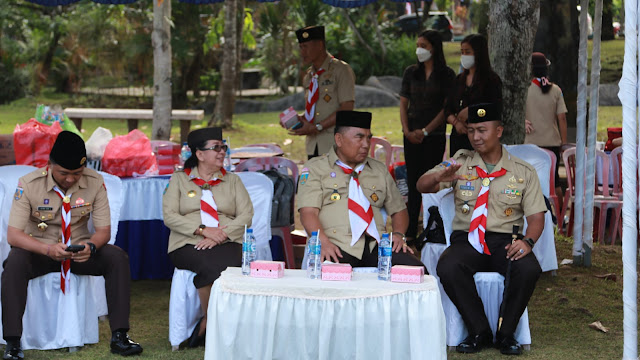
[436,231,541,337]
[2,245,132,339]
[308,145,319,160]
[449,131,472,157]
[169,242,241,289]
[403,134,446,239]
[338,237,427,272]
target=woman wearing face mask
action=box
[444,33,502,156]
[399,30,455,245]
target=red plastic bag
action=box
[102,129,157,177]
[13,119,63,168]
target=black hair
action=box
[184,139,208,169]
[532,66,553,94]
[415,30,448,82]
[461,34,494,88]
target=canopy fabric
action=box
[26,0,273,4]
[321,0,406,7]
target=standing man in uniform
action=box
[2,131,142,359]
[417,103,546,355]
[297,110,424,268]
[292,25,356,159]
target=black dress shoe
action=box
[188,317,206,348]
[456,331,493,354]
[3,340,23,360]
[110,331,143,356]
[498,334,522,355]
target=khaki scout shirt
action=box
[426,147,547,234]
[524,83,567,147]
[163,167,253,253]
[296,147,406,259]
[9,167,110,245]
[302,53,356,156]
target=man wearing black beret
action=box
[418,103,546,355]
[2,131,142,359]
[297,111,424,269]
[290,25,356,160]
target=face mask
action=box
[460,55,475,69]
[416,47,432,63]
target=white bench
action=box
[63,108,205,143]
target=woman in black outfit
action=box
[399,30,455,243]
[445,34,502,157]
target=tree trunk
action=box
[151,0,172,140]
[487,0,541,144]
[533,0,579,134]
[210,0,237,128]
[35,28,61,95]
[601,0,614,40]
[236,0,245,98]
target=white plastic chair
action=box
[0,165,99,350]
[168,172,274,349]
[89,171,124,319]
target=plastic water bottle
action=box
[378,233,392,281]
[223,139,232,171]
[241,228,256,275]
[306,231,321,279]
[179,142,191,169]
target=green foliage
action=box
[470,0,489,36]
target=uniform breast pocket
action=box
[33,210,55,222]
[71,204,92,219]
[321,178,347,207]
[494,193,523,221]
[361,185,384,207]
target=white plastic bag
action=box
[85,127,113,160]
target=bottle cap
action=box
[311,231,318,236]
[247,228,253,233]
[381,233,389,238]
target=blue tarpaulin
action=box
[27,0,406,6]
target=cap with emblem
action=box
[296,26,325,43]
[335,111,372,130]
[468,103,501,124]
[187,127,223,151]
[49,131,87,170]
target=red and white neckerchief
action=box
[185,167,226,228]
[468,166,507,255]
[304,68,326,123]
[532,77,550,88]
[52,186,72,294]
[335,160,380,246]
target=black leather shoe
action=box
[3,340,23,360]
[188,317,206,348]
[498,334,522,355]
[456,331,493,354]
[110,331,143,356]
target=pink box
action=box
[390,265,424,283]
[279,107,301,129]
[321,263,352,281]
[250,261,285,279]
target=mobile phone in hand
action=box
[65,244,86,253]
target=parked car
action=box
[393,11,454,41]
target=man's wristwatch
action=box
[392,232,407,243]
[523,237,535,249]
[198,224,206,236]
[315,123,323,132]
[86,242,97,257]
[422,128,429,137]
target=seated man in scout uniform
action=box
[297,110,424,268]
[2,131,142,359]
[417,103,546,355]
[290,25,356,159]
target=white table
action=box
[205,268,446,360]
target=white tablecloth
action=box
[205,268,446,360]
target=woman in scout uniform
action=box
[399,29,456,245]
[297,110,424,269]
[417,103,546,356]
[290,25,356,159]
[162,127,253,348]
[444,34,502,157]
[3,131,142,359]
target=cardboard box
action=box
[390,265,424,283]
[250,260,285,279]
[321,263,352,281]
[279,107,301,130]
